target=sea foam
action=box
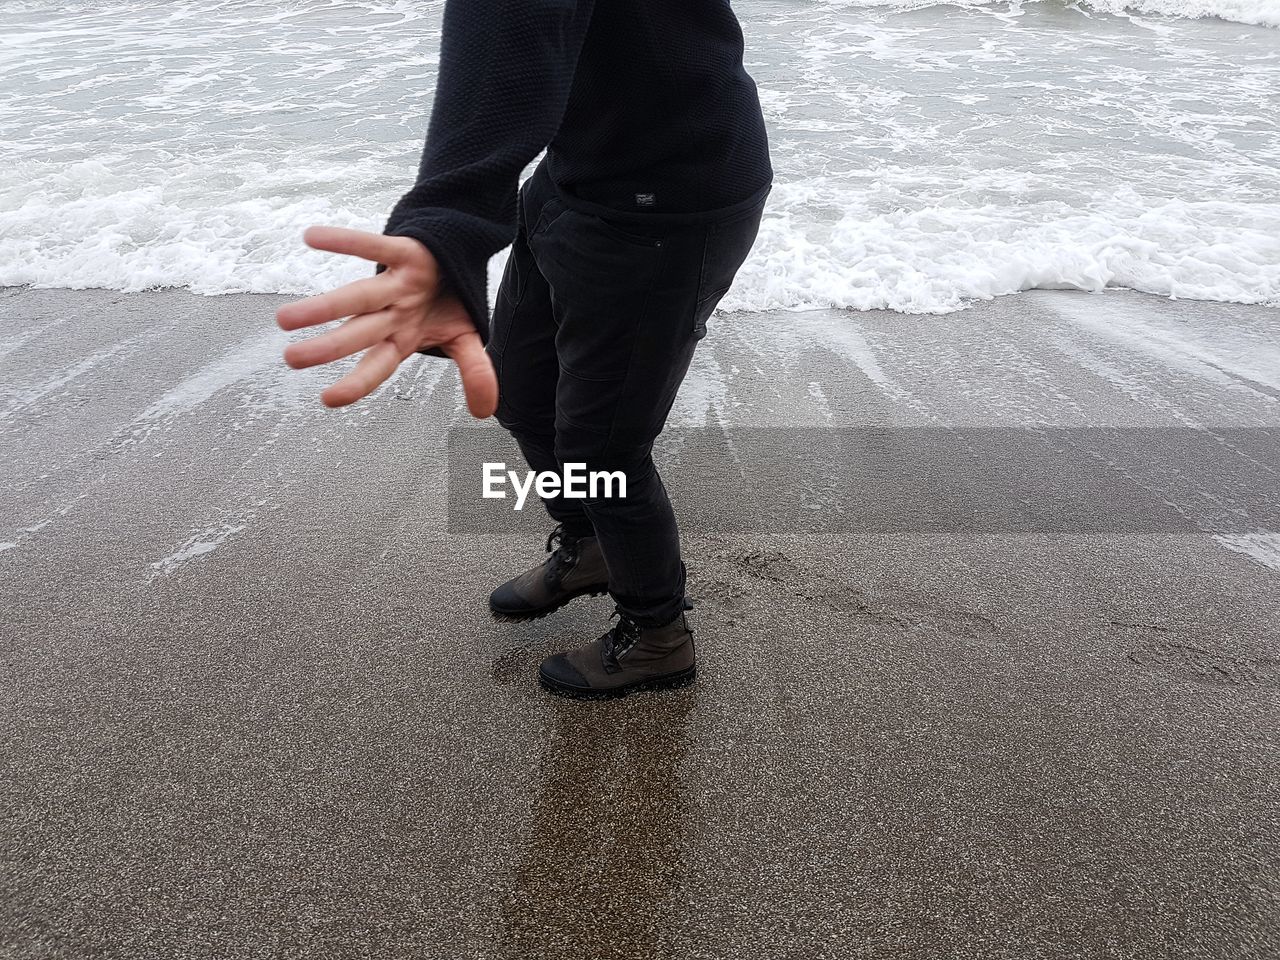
[818,0,1280,29]
[3,155,1276,315]
[2,0,1278,315]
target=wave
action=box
[1082,0,1280,28]
[815,0,1280,29]
[726,181,1280,313]
[3,158,1276,314]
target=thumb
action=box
[441,331,498,419]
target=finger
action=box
[302,225,416,269]
[320,339,402,408]
[284,309,398,369]
[276,275,395,332]
[441,331,499,419]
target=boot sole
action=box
[489,585,611,623]
[538,664,698,701]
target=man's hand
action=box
[275,226,498,417]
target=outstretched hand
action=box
[275,226,497,417]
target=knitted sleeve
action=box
[375,0,595,352]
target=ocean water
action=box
[1,0,1278,314]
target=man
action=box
[275,0,772,699]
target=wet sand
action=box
[1,284,1278,958]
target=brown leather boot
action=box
[538,613,697,699]
[489,525,610,622]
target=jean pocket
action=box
[529,197,568,241]
[582,211,669,248]
[692,286,731,340]
[692,203,766,337]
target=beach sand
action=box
[1,284,1278,958]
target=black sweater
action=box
[378,0,773,345]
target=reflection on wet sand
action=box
[498,690,695,959]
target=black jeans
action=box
[487,159,767,628]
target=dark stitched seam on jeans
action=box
[491,275,524,392]
[598,242,669,460]
[492,323,510,416]
[691,223,718,333]
[529,199,567,244]
[557,360,623,384]
[492,227,531,396]
[494,411,552,435]
[693,222,713,308]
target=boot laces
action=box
[544,524,581,579]
[601,612,642,671]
